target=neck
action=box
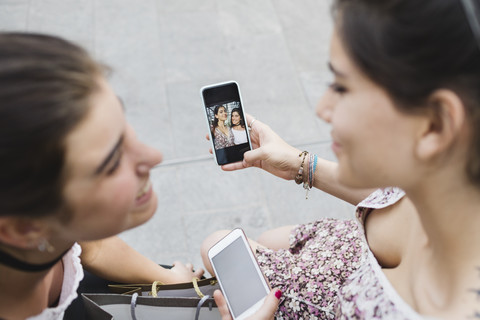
[0,250,66,319]
[405,174,480,264]
[0,240,73,272]
[0,246,69,272]
[404,180,480,314]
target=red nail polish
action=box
[275,290,282,299]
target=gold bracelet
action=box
[294,151,308,184]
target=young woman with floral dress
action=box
[207,0,480,318]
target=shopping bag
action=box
[81,277,221,320]
[81,293,221,320]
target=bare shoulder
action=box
[364,196,418,268]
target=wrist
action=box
[294,151,309,184]
[287,148,303,180]
[293,151,318,199]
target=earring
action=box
[37,239,55,253]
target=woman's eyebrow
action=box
[94,135,124,175]
[328,62,347,78]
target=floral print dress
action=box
[335,187,431,319]
[256,187,425,319]
[213,127,235,150]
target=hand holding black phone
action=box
[200,81,252,165]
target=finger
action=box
[243,147,265,165]
[221,149,262,171]
[213,290,233,320]
[253,289,281,319]
[246,114,264,130]
[206,134,210,141]
[193,268,205,278]
[245,114,255,126]
[209,148,213,155]
[221,161,247,171]
[172,261,187,270]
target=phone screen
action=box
[202,82,251,165]
[211,237,268,317]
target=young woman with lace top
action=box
[212,105,235,150]
[0,33,203,320]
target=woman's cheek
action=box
[109,175,138,208]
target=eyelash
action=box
[328,82,347,94]
[106,151,123,175]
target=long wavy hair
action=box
[231,107,245,128]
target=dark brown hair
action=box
[212,105,227,129]
[0,33,103,218]
[332,0,480,186]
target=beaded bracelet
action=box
[294,151,318,199]
[304,154,318,199]
[294,151,308,185]
[308,153,318,188]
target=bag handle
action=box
[150,277,206,298]
[130,293,139,320]
[192,277,205,298]
[129,292,214,320]
[194,295,213,320]
[150,280,163,297]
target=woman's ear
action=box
[416,89,466,161]
[0,217,46,250]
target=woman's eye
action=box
[328,82,347,94]
[106,152,122,175]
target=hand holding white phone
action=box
[208,228,271,320]
[213,288,281,320]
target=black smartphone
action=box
[200,81,252,165]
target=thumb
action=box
[243,147,265,166]
[250,289,281,319]
[213,290,233,320]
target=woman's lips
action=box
[135,180,152,205]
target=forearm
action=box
[311,157,375,205]
[234,116,375,205]
[281,150,373,205]
[79,236,173,284]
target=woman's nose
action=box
[126,124,163,174]
[137,145,163,175]
[316,93,333,123]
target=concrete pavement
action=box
[0,0,354,274]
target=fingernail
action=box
[275,290,282,300]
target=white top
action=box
[28,243,84,320]
[232,128,247,144]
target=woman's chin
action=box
[129,193,159,229]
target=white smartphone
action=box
[200,81,252,165]
[208,228,270,320]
